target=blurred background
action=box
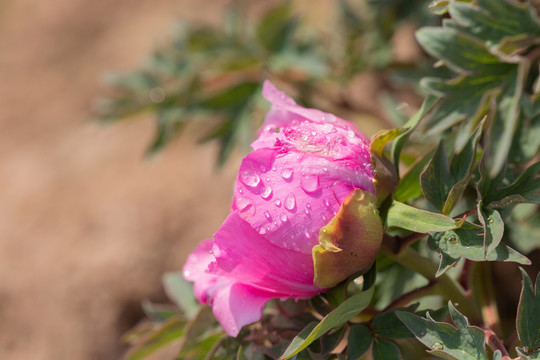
[0,0,436,358]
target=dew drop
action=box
[274,199,281,207]
[301,174,320,193]
[183,270,190,277]
[304,231,311,239]
[323,198,331,207]
[311,131,317,136]
[261,186,273,199]
[280,213,288,222]
[264,210,272,221]
[259,227,267,235]
[284,193,296,211]
[240,169,260,188]
[322,114,336,123]
[236,197,254,213]
[272,165,277,171]
[321,123,335,133]
[347,130,355,138]
[281,168,294,180]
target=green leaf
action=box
[320,326,347,357]
[197,82,259,110]
[391,96,439,175]
[372,338,401,360]
[477,207,504,257]
[479,161,540,208]
[429,0,449,15]
[256,3,297,53]
[448,0,540,49]
[420,140,451,212]
[177,306,222,359]
[373,304,420,339]
[163,272,199,319]
[347,324,372,359]
[278,285,375,359]
[385,201,464,233]
[124,318,185,360]
[429,222,530,276]
[517,268,540,351]
[517,347,540,360]
[416,27,506,73]
[397,302,488,360]
[370,128,409,157]
[508,204,540,254]
[394,149,434,202]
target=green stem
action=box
[381,238,481,324]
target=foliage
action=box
[102,0,540,359]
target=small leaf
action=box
[385,201,464,233]
[278,284,375,359]
[517,268,540,351]
[397,302,488,360]
[370,128,409,158]
[372,338,401,360]
[163,272,199,319]
[320,326,347,357]
[517,347,540,360]
[420,140,451,212]
[347,324,372,359]
[372,304,420,339]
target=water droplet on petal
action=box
[183,270,190,277]
[347,130,355,138]
[272,165,277,171]
[281,168,294,180]
[301,174,320,193]
[322,114,336,122]
[240,169,260,188]
[323,198,331,207]
[259,227,267,235]
[284,193,296,211]
[236,197,254,213]
[280,213,288,222]
[264,210,272,221]
[321,123,335,133]
[261,186,272,199]
[274,199,281,207]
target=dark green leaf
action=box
[517,347,540,360]
[373,304,420,339]
[347,324,372,359]
[386,201,464,233]
[372,338,401,360]
[198,82,259,110]
[397,302,488,360]
[278,285,375,359]
[394,149,434,202]
[479,161,540,208]
[320,326,347,357]
[517,268,540,351]
[420,140,451,212]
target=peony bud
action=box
[183,81,381,336]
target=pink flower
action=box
[183,81,381,336]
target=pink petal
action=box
[211,212,320,296]
[182,239,220,304]
[211,283,275,337]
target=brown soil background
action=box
[0,0,240,358]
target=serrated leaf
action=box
[386,200,464,233]
[430,222,530,276]
[124,317,185,360]
[347,324,372,359]
[397,302,488,360]
[278,285,375,359]
[372,338,401,360]
[373,305,449,340]
[517,268,540,351]
[163,272,199,319]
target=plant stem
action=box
[471,262,503,335]
[381,236,481,323]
